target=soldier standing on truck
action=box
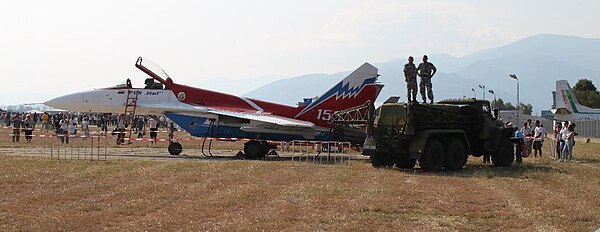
[417,55,437,104]
[404,56,418,103]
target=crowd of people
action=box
[0,111,177,145]
[510,119,577,164]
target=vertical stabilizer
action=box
[295,63,383,122]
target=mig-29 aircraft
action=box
[45,57,384,158]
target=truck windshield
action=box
[482,104,490,114]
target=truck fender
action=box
[408,130,470,160]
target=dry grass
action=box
[0,127,599,231]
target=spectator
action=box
[522,121,533,156]
[100,115,108,135]
[59,116,69,144]
[168,119,176,141]
[511,122,524,164]
[68,116,77,135]
[4,112,11,127]
[116,114,126,145]
[82,117,90,140]
[41,112,49,132]
[559,121,569,160]
[527,119,534,155]
[533,120,545,158]
[32,112,38,129]
[561,124,575,162]
[23,114,34,143]
[11,114,22,143]
[552,122,561,159]
[149,117,158,144]
[136,117,145,139]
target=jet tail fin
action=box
[555,80,596,114]
[295,63,383,121]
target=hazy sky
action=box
[1,0,600,105]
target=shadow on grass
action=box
[100,152,368,165]
[575,158,600,165]
[395,162,566,179]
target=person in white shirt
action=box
[559,121,569,160]
[148,117,158,144]
[533,120,545,158]
[59,117,69,144]
[81,117,90,140]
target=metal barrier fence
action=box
[572,119,600,138]
[50,135,108,161]
[274,140,355,164]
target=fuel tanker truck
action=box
[361,99,515,171]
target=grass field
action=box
[0,127,599,231]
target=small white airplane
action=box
[552,80,600,121]
[45,57,384,158]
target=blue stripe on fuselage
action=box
[164,113,330,141]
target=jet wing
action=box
[209,109,315,128]
[137,102,315,128]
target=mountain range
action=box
[244,34,600,114]
[4,34,599,115]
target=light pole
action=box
[509,74,519,124]
[488,89,496,109]
[478,85,486,100]
[471,88,476,98]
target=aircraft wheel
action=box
[443,139,467,171]
[419,138,445,171]
[168,142,183,155]
[244,141,268,159]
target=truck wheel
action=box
[444,139,467,171]
[396,156,417,169]
[492,143,514,167]
[419,139,445,171]
[371,152,395,168]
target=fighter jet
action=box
[45,57,384,158]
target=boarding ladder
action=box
[123,90,140,144]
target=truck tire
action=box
[371,152,395,168]
[492,143,514,167]
[396,156,417,169]
[444,139,467,171]
[419,139,445,171]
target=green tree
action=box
[519,103,533,115]
[572,79,600,108]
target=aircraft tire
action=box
[244,141,268,159]
[168,142,183,155]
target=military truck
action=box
[362,99,515,171]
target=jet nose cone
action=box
[44,93,83,111]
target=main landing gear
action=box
[167,139,272,160]
[243,140,270,159]
[168,142,183,155]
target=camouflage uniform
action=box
[404,62,418,102]
[417,62,437,103]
